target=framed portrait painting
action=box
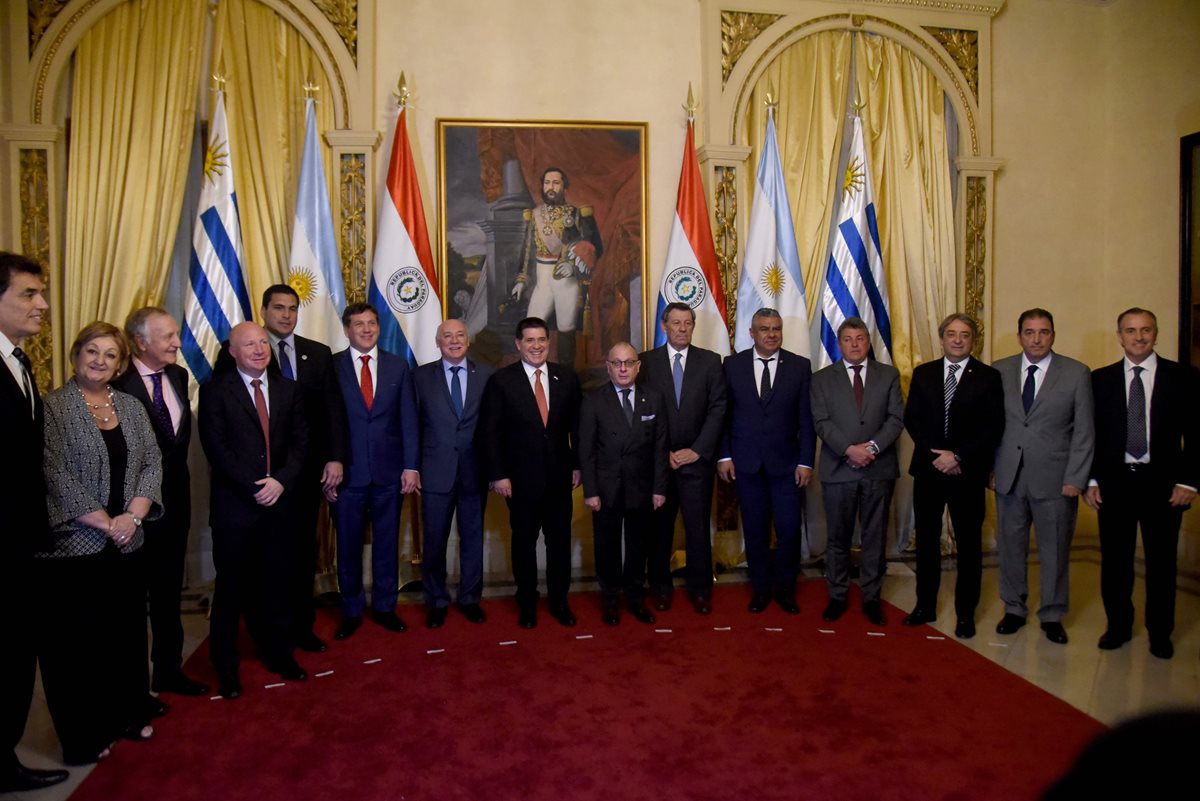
[436,119,648,389]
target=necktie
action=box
[360,355,374,411]
[852,364,864,412]
[672,352,684,406]
[1022,365,1037,414]
[1126,365,1148,459]
[759,357,773,400]
[278,341,294,379]
[449,365,464,419]
[251,378,271,474]
[621,388,633,426]
[12,346,34,415]
[534,368,549,427]
[944,363,960,436]
[149,372,175,437]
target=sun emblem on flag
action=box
[203,138,230,185]
[760,263,786,299]
[843,156,866,200]
[287,267,320,305]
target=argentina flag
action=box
[818,115,891,367]
[181,90,252,383]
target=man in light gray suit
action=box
[811,317,905,625]
[992,308,1094,644]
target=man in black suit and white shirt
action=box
[115,307,210,696]
[1085,307,1198,660]
[638,302,727,614]
[579,341,669,626]
[0,252,68,792]
[477,317,582,629]
[902,314,1004,639]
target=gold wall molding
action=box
[964,174,986,349]
[27,0,70,55]
[860,0,1003,14]
[720,10,783,85]
[311,0,357,64]
[713,164,739,339]
[339,152,368,303]
[924,26,979,100]
[19,147,54,393]
[31,0,103,124]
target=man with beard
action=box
[510,167,603,369]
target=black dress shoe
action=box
[775,592,800,615]
[863,600,887,626]
[822,599,848,622]
[426,607,447,629]
[691,596,712,615]
[955,619,976,639]
[602,608,620,626]
[0,762,69,792]
[1041,621,1068,644]
[652,593,672,612]
[334,615,362,640]
[995,613,1027,635]
[1150,637,1175,659]
[218,674,242,699]
[549,603,577,627]
[628,605,656,625]
[142,693,169,719]
[903,608,936,627]
[268,657,307,681]
[295,632,328,653]
[373,610,408,632]
[1097,630,1132,650]
[748,591,771,613]
[152,669,211,696]
[518,606,537,629]
[459,603,487,623]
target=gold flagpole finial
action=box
[394,72,411,109]
[763,80,778,116]
[852,90,866,117]
[302,79,319,100]
[682,82,698,122]
[211,73,227,93]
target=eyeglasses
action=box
[607,359,640,368]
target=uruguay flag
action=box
[654,118,729,356]
[818,115,892,367]
[289,97,348,350]
[181,90,252,383]
[734,109,810,358]
[367,105,441,367]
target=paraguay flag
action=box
[654,118,729,356]
[368,105,441,366]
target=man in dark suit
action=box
[413,318,493,629]
[199,321,309,699]
[811,317,904,625]
[992,308,1094,644]
[477,316,582,629]
[0,253,68,792]
[579,341,669,626]
[638,302,727,614]
[328,303,419,639]
[717,308,815,615]
[257,285,348,653]
[1084,308,1197,660]
[902,313,1005,639]
[115,307,210,696]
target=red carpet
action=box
[71,583,1103,801]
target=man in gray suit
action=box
[811,317,904,625]
[992,308,1094,644]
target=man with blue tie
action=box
[329,303,419,639]
[717,308,815,614]
[413,319,493,628]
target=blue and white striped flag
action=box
[181,90,252,383]
[289,97,348,350]
[818,115,891,367]
[735,109,810,358]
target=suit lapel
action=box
[1028,355,1063,416]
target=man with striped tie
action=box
[902,314,1004,639]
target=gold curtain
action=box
[853,33,956,382]
[63,0,205,369]
[212,0,335,307]
[740,30,853,333]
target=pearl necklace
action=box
[79,384,116,425]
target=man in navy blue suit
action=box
[328,303,419,639]
[717,308,815,614]
[413,319,493,629]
